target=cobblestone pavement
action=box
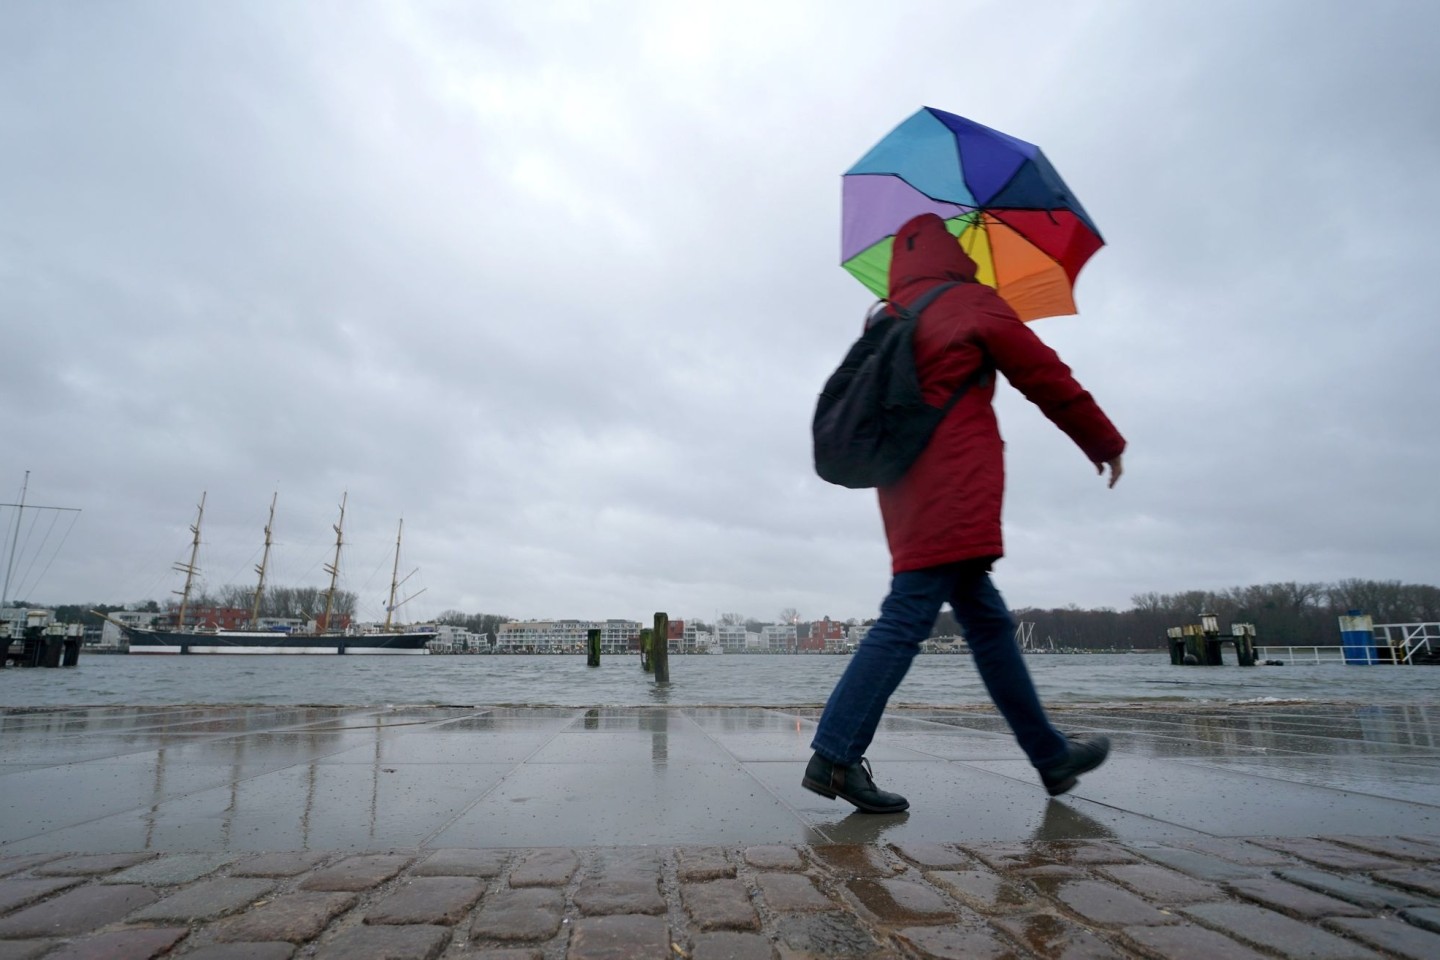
[1,834,1439,958]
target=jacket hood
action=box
[888,213,978,299]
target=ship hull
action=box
[121,627,432,655]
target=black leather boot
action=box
[802,753,909,813]
[1038,734,1111,797]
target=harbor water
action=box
[3,652,1438,708]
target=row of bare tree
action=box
[1000,579,1440,650]
[434,610,513,642]
[170,585,359,619]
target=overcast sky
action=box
[3,0,1437,626]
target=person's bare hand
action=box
[1096,456,1123,489]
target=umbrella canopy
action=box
[842,107,1102,322]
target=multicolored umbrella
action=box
[842,106,1102,322]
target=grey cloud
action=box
[3,0,1437,624]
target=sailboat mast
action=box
[320,492,346,634]
[1,470,28,610]
[385,518,403,632]
[250,492,277,627]
[174,492,205,631]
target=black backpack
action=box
[812,282,988,489]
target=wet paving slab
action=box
[1,702,1436,854]
[2,703,1440,956]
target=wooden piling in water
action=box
[586,628,601,667]
[653,611,669,683]
[639,628,653,673]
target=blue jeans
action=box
[811,561,1068,769]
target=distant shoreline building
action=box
[496,619,644,654]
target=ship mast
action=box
[320,492,346,634]
[174,492,205,631]
[385,519,403,632]
[383,518,425,632]
[250,492,277,628]
[1,470,28,610]
[3,471,83,611]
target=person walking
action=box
[804,212,1125,814]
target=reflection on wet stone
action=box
[1096,863,1221,903]
[776,913,887,959]
[847,877,956,925]
[1276,867,1431,910]
[1223,876,1373,919]
[1050,879,1180,927]
[809,844,902,878]
[1030,801,1117,843]
[896,922,1027,960]
[993,913,1127,960]
[929,869,1037,915]
[889,842,973,870]
[1047,842,1141,866]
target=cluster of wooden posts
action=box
[587,611,671,682]
[1166,613,1258,666]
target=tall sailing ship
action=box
[118,493,435,655]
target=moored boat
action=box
[114,493,434,655]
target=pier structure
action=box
[1166,613,1258,666]
[0,610,84,668]
[1254,615,1440,666]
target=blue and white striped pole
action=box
[1338,610,1376,665]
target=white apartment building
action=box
[713,623,755,653]
[428,623,482,653]
[761,623,797,653]
[496,619,642,654]
[681,622,713,653]
[846,623,872,651]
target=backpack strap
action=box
[895,281,959,318]
[938,345,992,416]
[898,281,990,416]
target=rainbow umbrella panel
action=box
[842,106,1102,322]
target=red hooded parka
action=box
[877,213,1126,573]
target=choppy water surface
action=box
[3,653,1438,708]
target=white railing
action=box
[1373,622,1440,664]
[1255,645,1352,664]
